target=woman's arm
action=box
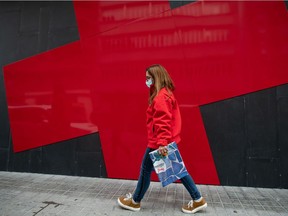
[153,94,173,147]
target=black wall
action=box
[201,85,288,189]
[0,1,107,178]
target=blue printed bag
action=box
[149,142,188,187]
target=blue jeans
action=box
[133,148,201,203]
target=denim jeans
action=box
[133,147,201,203]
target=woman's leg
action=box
[132,148,154,203]
[181,173,207,213]
[180,173,201,200]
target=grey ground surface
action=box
[0,172,287,216]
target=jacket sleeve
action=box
[153,94,173,147]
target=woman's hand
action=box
[158,146,168,156]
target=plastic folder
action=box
[149,142,188,187]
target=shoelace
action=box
[124,193,132,201]
[187,200,193,208]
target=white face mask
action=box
[146,78,153,88]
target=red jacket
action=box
[146,88,181,149]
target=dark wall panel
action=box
[245,89,279,188]
[42,139,77,175]
[0,8,19,151]
[28,149,43,173]
[0,1,107,178]
[8,145,30,172]
[201,85,288,188]
[76,152,107,178]
[0,150,9,171]
[169,0,197,9]
[201,97,247,186]
[277,85,288,188]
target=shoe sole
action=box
[182,203,207,214]
[117,198,140,212]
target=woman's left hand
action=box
[158,146,168,156]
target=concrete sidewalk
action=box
[0,172,287,216]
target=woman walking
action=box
[118,64,207,214]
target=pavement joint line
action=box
[216,186,225,208]
[107,182,124,202]
[162,184,169,212]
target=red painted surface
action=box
[3,41,102,152]
[3,1,288,184]
[180,105,219,184]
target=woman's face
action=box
[146,71,153,88]
[146,71,152,81]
